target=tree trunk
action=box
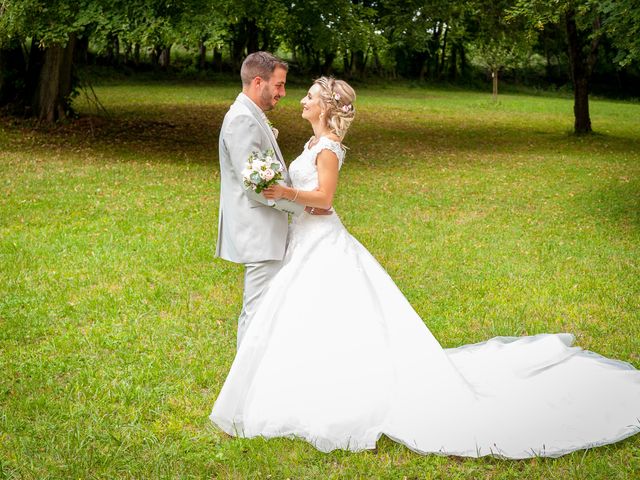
[417,50,429,81]
[343,51,352,74]
[439,25,449,78]
[32,34,76,122]
[448,43,458,81]
[260,28,271,52]
[112,35,120,65]
[321,51,335,76]
[352,50,366,77]
[492,69,498,101]
[419,59,428,81]
[565,9,600,134]
[74,36,89,65]
[106,35,114,64]
[198,40,207,70]
[133,43,140,65]
[362,46,370,76]
[311,51,321,75]
[230,30,245,72]
[123,41,132,64]
[105,33,120,65]
[160,46,171,69]
[212,47,222,71]
[150,46,160,67]
[246,19,259,54]
[430,21,441,80]
[372,47,382,76]
[573,77,591,133]
[460,45,467,78]
[542,30,553,82]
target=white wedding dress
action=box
[210,136,640,458]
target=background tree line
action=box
[0,0,638,133]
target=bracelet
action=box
[291,188,299,202]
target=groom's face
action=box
[258,67,287,112]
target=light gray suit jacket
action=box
[216,93,303,264]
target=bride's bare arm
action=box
[262,149,339,210]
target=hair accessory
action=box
[341,104,353,113]
[332,92,341,102]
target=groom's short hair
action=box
[241,52,288,86]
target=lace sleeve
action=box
[315,137,346,169]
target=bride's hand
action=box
[262,184,287,200]
[305,206,333,215]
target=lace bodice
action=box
[286,136,347,248]
[289,136,345,191]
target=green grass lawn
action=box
[1,80,639,479]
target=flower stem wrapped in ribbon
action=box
[242,149,284,194]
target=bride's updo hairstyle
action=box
[315,76,356,139]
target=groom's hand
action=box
[305,206,333,216]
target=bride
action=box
[210,77,640,459]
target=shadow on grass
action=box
[572,180,640,232]
[1,103,640,168]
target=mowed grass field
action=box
[1,79,639,479]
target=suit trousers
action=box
[238,259,282,349]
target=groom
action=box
[216,51,327,348]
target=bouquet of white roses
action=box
[242,149,283,193]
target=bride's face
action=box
[300,84,325,123]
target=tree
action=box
[471,32,532,100]
[379,0,471,80]
[216,0,289,71]
[0,0,107,121]
[468,0,531,100]
[285,0,350,75]
[510,0,603,134]
[174,0,226,70]
[2,0,637,125]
